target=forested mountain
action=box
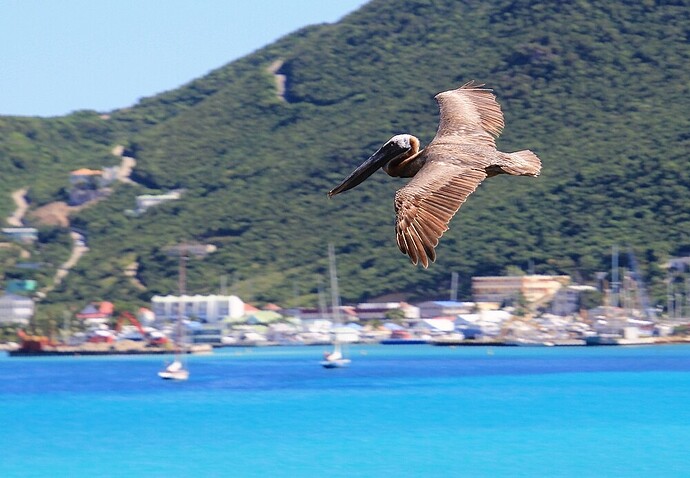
[1,0,688,311]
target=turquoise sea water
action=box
[2,344,690,477]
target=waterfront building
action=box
[0,293,35,325]
[330,325,360,343]
[416,300,475,319]
[354,302,420,321]
[413,318,456,334]
[550,284,598,316]
[244,310,283,325]
[189,325,226,345]
[472,275,570,306]
[455,310,511,338]
[137,307,155,325]
[151,294,244,323]
[285,306,357,322]
[76,301,114,326]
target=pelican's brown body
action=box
[328,81,542,268]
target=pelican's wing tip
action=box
[459,79,487,91]
[435,80,490,98]
[397,227,437,269]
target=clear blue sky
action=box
[0,0,369,117]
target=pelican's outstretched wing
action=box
[394,160,487,267]
[433,81,505,147]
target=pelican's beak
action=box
[328,140,409,197]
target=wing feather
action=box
[433,80,505,147]
[395,161,487,267]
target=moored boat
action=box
[320,342,351,368]
[158,359,190,380]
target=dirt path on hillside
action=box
[39,231,89,297]
[124,261,147,290]
[267,59,287,102]
[7,187,29,226]
[112,145,137,184]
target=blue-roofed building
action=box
[416,301,475,319]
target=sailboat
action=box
[159,246,190,380]
[321,341,351,368]
[320,244,351,369]
[158,308,189,380]
[158,356,189,380]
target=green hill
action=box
[1,0,689,311]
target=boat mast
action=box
[450,271,458,302]
[163,242,211,359]
[611,245,619,310]
[328,243,341,326]
[320,243,351,367]
[177,248,187,360]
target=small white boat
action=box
[320,342,351,368]
[158,359,189,381]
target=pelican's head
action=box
[328,134,418,197]
[388,134,414,150]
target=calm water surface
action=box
[2,344,690,477]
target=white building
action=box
[354,302,420,321]
[414,318,456,333]
[136,191,182,213]
[2,227,38,244]
[455,310,512,338]
[151,294,244,323]
[0,293,35,324]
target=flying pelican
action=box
[328,81,542,268]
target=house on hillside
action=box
[70,168,103,186]
[69,168,106,205]
[2,227,38,244]
[6,279,37,294]
[0,293,35,325]
[135,191,182,214]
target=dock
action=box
[8,341,212,357]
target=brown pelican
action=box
[328,81,542,268]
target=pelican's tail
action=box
[502,150,542,177]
